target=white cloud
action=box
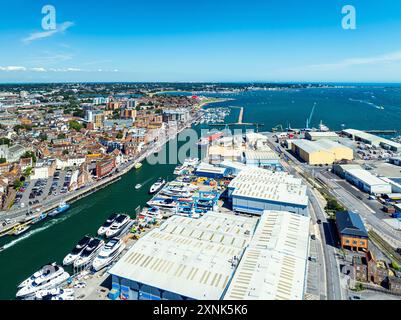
[306,51,401,70]
[30,67,47,72]
[22,21,74,44]
[48,67,83,72]
[0,66,27,71]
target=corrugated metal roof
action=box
[224,211,310,300]
[109,212,258,300]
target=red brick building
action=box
[96,158,116,178]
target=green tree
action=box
[0,158,6,164]
[22,167,32,177]
[0,138,10,146]
[69,120,84,132]
[73,109,85,118]
[57,133,66,139]
[116,131,124,139]
[21,151,37,163]
[39,133,48,141]
[13,179,23,190]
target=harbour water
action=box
[2,86,401,299]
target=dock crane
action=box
[305,102,316,130]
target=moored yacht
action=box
[149,178,166,194]
[105,214,131,238]
[97,213,119,236]
[16,264,70,299]
[63,236,92,266]
[147,198,178,211]
[92,238,126,271]
[73,238,104,268]
[18,263,61,288]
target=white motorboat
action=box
[63,236,92,266]
[135,184,142,190]
[97,213,119,236]
[18,263,62,288]
[92,238,126,271]
[149,178,166,194]
[73,238,104,268]
[12,224,30,236]
[168,181,198,191]
[105,214,131,238]
[147,198,178,211]
[16,265,70,299]
[35,287,74,300]
[161,187,192,198]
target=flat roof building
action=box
[228,167,308,216]
[108,212,258,300]
[342,129,401,151]
[305,131,339,141]
[224,210,310,300]
[344,168,392,195]
[291,139,353,165]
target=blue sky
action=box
[1,0,401,83]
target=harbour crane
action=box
[306,102,317,130]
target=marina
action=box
[2,88,401,299]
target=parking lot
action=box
[11,169,69,211]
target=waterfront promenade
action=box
[0,113,202,233]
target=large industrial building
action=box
[108,212,258,300]
[291,139,354,165]
[334,164,392,195]
[228,167,309,216]
[305,131,339,141]
[108,210,310,301]
[342,129,401,152]
[224,210,310,300]
[243,150,281,170]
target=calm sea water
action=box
[1,87,401,299]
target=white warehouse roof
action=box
[108,212,258,300]
[346,168,389,187]
[229,167,308,206]
[224,211,310,300]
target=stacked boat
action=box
[16,263,70,299]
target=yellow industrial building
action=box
[291,139,353,165]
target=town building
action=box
[336,211,369,252]
[96,158,116,178]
